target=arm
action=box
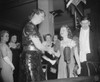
[16,42,20,49]
[3,57,15,70]
[30,35,45,52]
[1,45,14,70]
[73,46,81,74]
[52,49,60,58]
[42,55,56,65]
[54,50,60,58]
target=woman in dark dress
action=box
[8,35,21,82]
[19,9,46,82]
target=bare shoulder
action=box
[0,43,7,49]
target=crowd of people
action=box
[0,31,21,82]
[0,8,99,82]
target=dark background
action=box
[0,0,100,60]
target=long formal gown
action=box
[58,39,76,78]
[10,47,21,82]
[0,44,13,82]
[19,22,45,82]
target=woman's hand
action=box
[42,55,56,65]
[16,43,20,48]
[51,60,56,65]
[77,65,81,75]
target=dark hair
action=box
[29,8,46,20]
[53,35,58,40]
[0,30,9,41]
[43,34,52,41]
[82,16,90,21]
[81,17,90,22]
[60,25,73,40]
[11,35,17,41]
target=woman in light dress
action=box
[0,30,14,82]
[58,25,81,79]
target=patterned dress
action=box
[19,22,45,82]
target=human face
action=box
[60,27,68,38]
[11,35,17,43]
[81,20,90,29]
[54,35,58,42]
[31,12,45,24]
[46,35,52,42]
[2,32,9,43]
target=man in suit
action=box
[79,18,99,76]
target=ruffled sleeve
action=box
[70,40,76,48]
[61,39,76,48]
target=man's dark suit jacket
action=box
[86,28,99,62]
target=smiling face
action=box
[46,35,52,42]
[1,32,9,43]
[11,35,17,43]
[60,26,68,38]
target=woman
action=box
[58,25,81,78]
[0,30,14,82]
[8,35,20,82]
[9,35,20,49]
[53,34,60,53]
[42,34,60,80]
[19,9,46,82]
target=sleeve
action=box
[22,23,35,46]
[71,40,76,48]
[23,23,34,37]
[42,42,47,50]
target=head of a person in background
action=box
[0,30,9,43]
[10,35,17,43]
[73,35,79,46]
[53,35,58,43]
[29,9,46,25]
[44,34,52,43]
[80,17,90,30]
[60,25,72,40]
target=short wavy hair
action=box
[0,30,9,41]
[28,8,46,20]
[43,34,52,41]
